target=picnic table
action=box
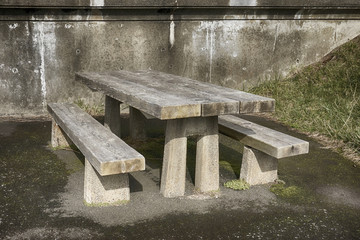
[76,70,275,198]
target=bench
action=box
[47,103,145,205]
[218,115,309,185]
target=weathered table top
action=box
[76,70,275,120]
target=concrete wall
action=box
[1,1,360,117]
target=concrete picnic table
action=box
[76,70,275,198]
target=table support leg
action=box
[195,117,219,193]
[160,119,187,198]
[160,116,220,198]
[104,96,121,137]
[129,107,147,140]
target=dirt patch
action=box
[317,185,360,209]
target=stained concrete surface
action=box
[1,4,360,117]
[0,115,359,239]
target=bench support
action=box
[84,159,130,205]
[49,103,145,205]
[129,107,147,140]
[240,146,278,185]
[51,120,71,148]
[160,116,219,198]
[51,121,131,205]
[104,96,121,137]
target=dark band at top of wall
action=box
[0,0,360,9]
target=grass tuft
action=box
[74,99,104,116]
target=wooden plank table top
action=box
[76,70,275,120]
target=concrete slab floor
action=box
[0,115,359,239]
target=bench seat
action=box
[218,115,309,185]
[48,102,145,205]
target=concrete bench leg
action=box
[240,146,278,185]
[129,107,147,140]
[160,119,187,198]
[51,119,71,148]
[84,159,130,205]
[195,117,219,193]
[104,96,121,137]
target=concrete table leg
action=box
[240,146,278,185]
[195,116,219,193]
[51,119,71,148]
[84,159,130,205]
[104,96,121,137]
[129,107,147,140]
[160,119,187,198]
[160,116,220,197]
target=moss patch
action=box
[224,179,250,191]
[219,161,240,174]
[270,183,315,204]
[220,161,234,172]
[0,121,70,237]
[125,137,165,168]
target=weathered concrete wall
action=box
[1,2,360,117]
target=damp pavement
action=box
[0,115,359,239]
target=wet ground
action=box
[0,115,359,239]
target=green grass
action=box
[74,99,104,116]
[251,36,360,154]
